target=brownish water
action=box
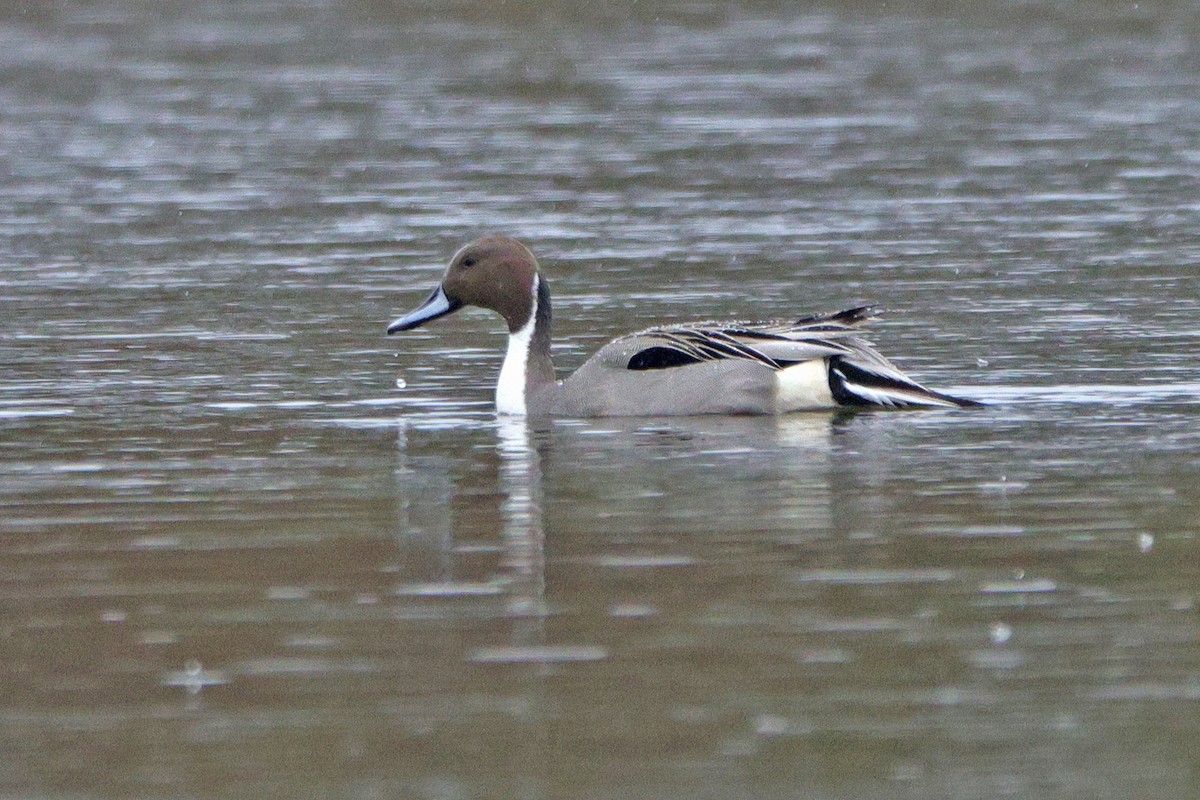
[3,1,1200,797]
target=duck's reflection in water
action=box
[496,415,547,634]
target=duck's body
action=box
[387,236,978,417]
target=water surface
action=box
[3,1,1200,797]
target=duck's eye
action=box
[462,258,476,268]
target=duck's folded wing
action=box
[615,306,878,372]
[617,327,856,371]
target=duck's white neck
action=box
[495,275,539,416]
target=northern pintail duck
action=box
[387,236,979,416]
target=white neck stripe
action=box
[495,274,538,416]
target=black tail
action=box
[828,357,983,408]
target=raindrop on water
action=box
[395,376,407,389]
[990,622,1013,645]
[183,659,204,696]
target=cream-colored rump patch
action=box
[774,359,835,411]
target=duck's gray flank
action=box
[386,235,980,417]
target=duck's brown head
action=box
[386,235,539,335]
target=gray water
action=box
[4,1,1200,797]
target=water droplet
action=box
[990,622,1013,645]
[608,602,658,618]
[395,376,407,389]
[1138,533,1154,553]
[162,660,228,697]
[183,660,204,695]
[754,714,790,736]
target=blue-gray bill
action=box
[386,285,462,334]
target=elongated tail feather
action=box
[828,356,981,408]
